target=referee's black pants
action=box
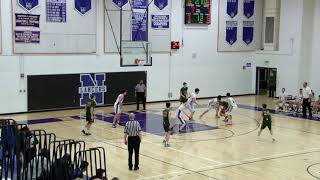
[136,92,146,110]
[128,136,141,168]
[302,98,312,118]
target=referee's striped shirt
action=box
[124,120,141,137]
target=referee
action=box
[302,82,312,118]
[124,113,142,171]
[135,80,146,110]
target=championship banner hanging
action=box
[15,30,40,43]
[154,0,168,10]
[226,21,238,45]
[132,0,148,9]
[18,0,39,12]
[113,0,128,8]
[131,11,148,41]
[75,0,92,15]
[46,0,67,22]
[243,0,254,19]
[243,21,254,45]
[151,15,169,29]
[15,13,40,27]
[227,0,238,18]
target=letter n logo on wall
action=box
[79,74,107,106]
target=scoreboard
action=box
[185,0,211,24]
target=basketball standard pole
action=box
[120,6,123,66]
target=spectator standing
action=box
[135,80,146,110]
[302,82,312,118]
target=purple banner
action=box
[243,21,254,45]
[132,0,148,9]
[113,0,128,8]
[46,0,66,22]
[18,0,39,12]
[15,30,40,43]
[75,0,92,15]
[154,0,168,10]
[15,13,40,27]
[131,11,147,41]
[151,15,169,29]
[243,0,254,18]
[226,21,237,45]
[227,0,238,18]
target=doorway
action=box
[256,67,277,96]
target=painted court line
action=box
[107,126,223,165]
[143,139,223,165]
[137,148,320,180]
[135,165,214,180]
[195,148,320,172]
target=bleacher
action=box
[0,119,107,180]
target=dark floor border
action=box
[0,93,255,115]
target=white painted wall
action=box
[0,0,257,114]
[252,0,304,96]
[298,0,314,87]
[2,0,319,114]
[252,0,318,97]
[309,0,320,96]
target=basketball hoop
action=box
[134,58,145,66]
[121,41,151,66]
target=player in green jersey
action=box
[162,102,173,147]
[82,94,96,135]
[257,104,275,141]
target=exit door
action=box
[256,67,277,96]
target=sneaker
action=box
[129,166,133,171]
[134,166,139,171]
[112,124,116,128]
[165,143,170,147]
[86,132,91,136]
[81,130,86,135]
[272,138,276,142]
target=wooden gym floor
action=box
[1,95,320,180]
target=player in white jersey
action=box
[176,103,190,132]
[223,93,238,125]
[199,96,222,126]
[276,88,288,111]
[112,90,127,128]
[186,88,200,121]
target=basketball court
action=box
[1,96,319,179]
[1,0,320,179]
